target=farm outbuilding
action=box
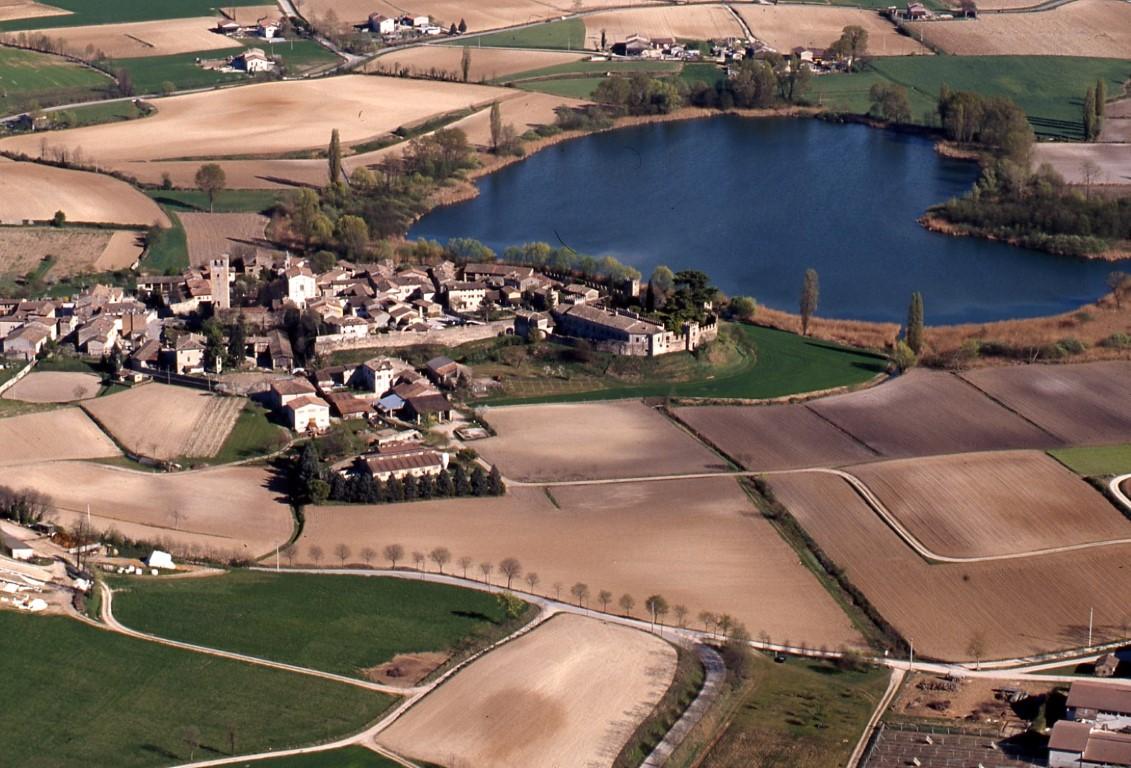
[1,531,34,561]
[146,550,175,570]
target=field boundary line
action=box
[801,402,884,457]
[949,371,1067,443]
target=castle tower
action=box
[210,255,231,310]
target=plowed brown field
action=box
[737,5,928,56]
[770,471,1131,660]
[300,478,862,649]
[962,362,1131,444]
[906,0,1131,57]
[7,17,241,58]
[850,451,1131,559]
[583,5,745,48]
[0,461,293,558]
[0,159,170,227]
[83,384,243,460]
[0,0,69,22]
[476,401,726,481]
[378,614,676,768]
[0,408,118,464]
[179,212,269,266]
[3,371,101,403]
[807,370,1060,458]
[303,0,661,29]
[368,46,584,82]
[675,403,877,470]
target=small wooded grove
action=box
[939,162,1131,256]
[326,463,504,504]
[0,485,52,525]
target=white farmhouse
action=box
[285,265,318,309]
[285,395,331,433]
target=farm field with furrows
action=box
[300,478,863,649]
[961,362,1131,444]
[475,400,727,481]
[2,370,101,402]
[0,158,170,227]
[768,471,1131,660]
[377,613,677,768]
[0,76,514,163]
[0,461,293,558]
[0,229,141,278]
[806,369,1061,458]
[4,16,245,58]
[736,4,929,56]
[368,45,584,82]
[83,384,244,460]
[674,402,878,470]
[0,407,118,463]
[581,5,746,49]
[906,0,1131,58]
[179,212,270,267]
[849,450,1131,559]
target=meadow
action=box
[108,571,514,677]
[0,45,109,113]
[462,17,586,50]
[0,613,393,768]
[1050,444,1131,477]
[672,654,890,768]
[477,323,887,405]
[232,748,403,768]
[147,188,283,213]
[842,56,1131,139]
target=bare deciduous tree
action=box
[645,594,669,630]
[570,582,590,608]
[383,543,404,569]
[479,561,494,583]
[552,581,563,600]
[619,593,635,616]
[699,611,717,636]
[525,571,540,594]
[458,555,473,578]
[412,550,425,571]
[673,604,688,628]
[282,543,296,567]
[361,546,376,566]
[598,590,613,613]
[429,547,451,573]
[308,544,323,564]
[498,557,521,589]
[334,543,351,566]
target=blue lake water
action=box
[411,116,1125,324]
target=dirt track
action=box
[377,614,677,768]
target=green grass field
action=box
[0,46,111,114]
[1050,444,1131,477]
[147,188,283,213]
[0,613,393,768]
[108,571,516,678]
[681,62,727,88]
[108,48,246,94]
[673,654,890,768]
[498,59,681,84]
[855,56,1131,139]
[0,0,266,30]
[265,39,341,74]
[204,403,290,464]
[231,747,403,768]
[460,18,586,50]
[141,210,188,274]
[64,98,147,126]
[479,323,887,405]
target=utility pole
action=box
[1089,607,1094,647]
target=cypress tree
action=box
[328,128,341,186]
[1083,87,1097,141]
[800,268,819,336]
[906,292,924,355]
[435,468,454,497]
[1095,78,1106,118]
[471,466,489,496]
[488,465,504,496]
[453,464,469,496]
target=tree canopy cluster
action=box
[497,241,642,284]
[937,86,1034,162]
[940,162,1130,257]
